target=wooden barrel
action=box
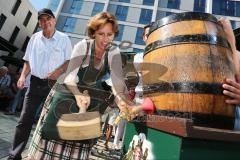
[143,12,236,128]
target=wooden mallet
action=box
[56,91,102,140]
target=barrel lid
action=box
[149,12,218,36]
[234,27,240,50]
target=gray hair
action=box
[0,66,8,71]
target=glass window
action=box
[23,11,32,27]
[231,20,236,29]
[63,17,77,33]
[116,6,128,21]
[119,0,130,2]
[133,48,144,53]
[9,26,20,43]
[167,0,180,9]
[212,0,239,17]
[92,3,104,16]
[49,0,60,11]
[33,23,39,33]
[70,0,83,14]
[139,9,152,24]
[0,14,7,30]
[230,20,240,29]
[156,11,175,20]
[237,2,240,17]
[12,0,21,16]
[135,28,144,45]
[143,0,154,6]
[194,0,206,12]
[115,24,124,41]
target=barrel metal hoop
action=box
[149,12,218,35]
[143,82,223,95]
[144,34,230,56]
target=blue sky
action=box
[29,0,48,11]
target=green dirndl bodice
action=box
[53,40,111,114]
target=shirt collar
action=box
[52,30,58,40]
[40,30,58,40]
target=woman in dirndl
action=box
[27,12,129,160]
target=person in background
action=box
[0,66,12,96]
[5,74,31,115]
[0,66,15,109]
[0,66,11,87]
[133,24,151,104]
[7,8,72,160]
[219,17,240,130]
[112,24,152,150]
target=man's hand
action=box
[17,76,26,89]
[223,78,240,105]
[46,68,63,80]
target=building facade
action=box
[0,0,38,67]
[48,0,240,52]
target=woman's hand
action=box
[75,90,90,113]
[117,98,139,121]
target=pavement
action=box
[0,110,123,160]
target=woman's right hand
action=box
[75,90,90,113]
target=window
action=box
[0,14,7,30]
[143,0,154,6]
[23,11,32,27]
[63,17,77,32]
[212,0,237,16]
[135,28,144,45]
[21,36,30,52]
[237,2,240,17]
[9,26,20,43]
[49,0,60,11]
[167,0,180,9]
[194,0,206,12]
[92,3,104,16]
[156,11,174,20]
[230,21,236,29]
[133,48,144,53]
[33,23,39,33]
[115,6,128,21]
[119,0,130,2]
[115,24,124,41]
[166,12,173,16]
[12,0,21,15]
[70,0,83,14]
[139,9,152,24]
